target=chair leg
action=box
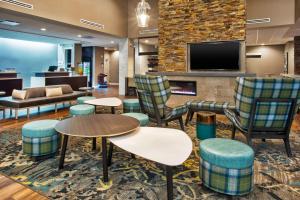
[179,117,185,131]
[189,111,194,123]
[283,138,292,157]
[262,139,266,142]
[108,142,114,166]
[246,135,252,146]
[185,110,191,126]
[231,126,236,139]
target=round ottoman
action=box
[22,120,60,157]
[122,113,149,126]
[77,96,96,104]
[123,99,141,113]
[199,138,254,196]
[70,104,95,116]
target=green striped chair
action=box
[225,77,300,157]
[134,74,187,131]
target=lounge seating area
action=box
[1,0,300,200]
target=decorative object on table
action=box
[84,97,122,114]
[136,0,151,28]
[22,120,60,159]
[199,138,254,196]
[123,99,141,113]
[225,77,300,157]
[134,74,187,131]
[109,127,192,200]
[196,111,216,140]
[77,96,96,104]
[55,114,140,184]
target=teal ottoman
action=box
[22,120,60,157]
[123,99,141,113]
[77,96,96,104]
[122,113,149,126]
[70,104,95,116]
[199,138,254,196]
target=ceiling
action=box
[0,8,121,48]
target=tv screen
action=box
[189,41,240,70]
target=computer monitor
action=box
[48,66,58,72]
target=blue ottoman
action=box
[70,104,95,116]
[122,113,149,126]
[77,96,96,104]
[199,138,254,196]
[22,120,60,157]
[123,99,141,113]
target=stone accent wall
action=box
[158,0,246,72]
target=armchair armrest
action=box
[224,108,247,133]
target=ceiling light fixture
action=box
[110,41,115,44]
[77,34,82,38]
[136,0,151,28]
[40,28,46,31]
[145,40,149,43]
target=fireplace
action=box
[169,80,197,96]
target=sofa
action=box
[0,84,90,119]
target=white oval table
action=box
[109,127,193,200]
[84,97,122,114]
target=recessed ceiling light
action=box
[145,40,149,43]
[110,41,115,44]
[77,34,82,38]
[261,43,265,46]
[40,28,47,31]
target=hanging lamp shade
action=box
[136,0,151,28]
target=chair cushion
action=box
[200,138,254,169]
[123,99,141,113]
[22,120,59,138]
[122,113,149,126]
[70,104,95,116]
[77,96,96,104]
[187,100,235,112]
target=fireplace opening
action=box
[169,80,197,96]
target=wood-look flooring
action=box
[0,174,48,200]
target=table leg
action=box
[102,137,109,183]
[59,135,69,170]
[111,107,115,114]
[92,138,97,150]
[108,142,114,166]
[166,165,173,200]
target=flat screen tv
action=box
[189,41,240,71]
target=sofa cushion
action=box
[25,87,46,99]
[12,89,27,100]
[47,84,73,94]
[46,87,63,97]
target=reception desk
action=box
[35,72,69,77]
[31,75,88,90]
[0,72,18,78]
[0,78,23,96]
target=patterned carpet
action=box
[0,118,300,200]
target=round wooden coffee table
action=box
[55,114,140,183]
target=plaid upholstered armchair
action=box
[134,74,188,131]
[225,77,300,157]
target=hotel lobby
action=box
[0,0,300,199]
